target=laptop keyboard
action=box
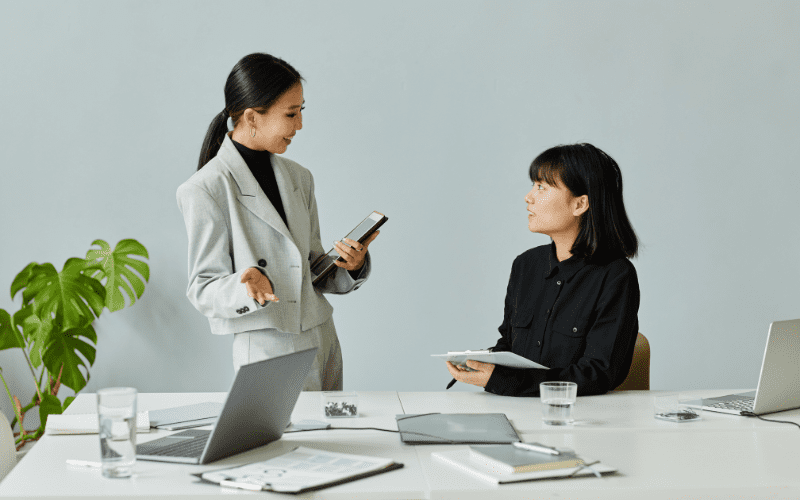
[707,398,754,412]
[137,430,210,458]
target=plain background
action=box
[1,1,798,425]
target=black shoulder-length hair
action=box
[197,53,303,170]
[529,143,638,262]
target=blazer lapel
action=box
[218,135,295,244]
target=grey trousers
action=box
[231,316,343,391]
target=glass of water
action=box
[540,381,578,425]
[97,387,137,478]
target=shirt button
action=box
[556,281,562,285]
[537,341,541,346]
[573,327,578,332]
[258,259,267,267]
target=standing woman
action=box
[177,53,378,391]
[445,143,639,396]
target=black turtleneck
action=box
[232,140,288,228]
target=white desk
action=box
[2,390,800,499]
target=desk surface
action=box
[2,389,800,499]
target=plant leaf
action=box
[42,324,97,393]
[38,393,63,429]
[62,395,76,412]
[13,306,52,368]
[23,259,105,330]
[0,308,25,350]
[86,239,149,312]
[10,262,37,300]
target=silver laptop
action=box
[692,319,800,416]
[136,347,317,464]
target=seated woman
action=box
[446,143,640,396]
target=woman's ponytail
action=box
[197,110,229,171]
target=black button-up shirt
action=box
[484,243,640,397]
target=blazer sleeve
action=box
[306,174,371,294]
[176,183,272,319]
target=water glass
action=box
[97,387,137,478]
[540,382,578,425]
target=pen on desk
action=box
[513,441,560,455]
[446,378,457,390]
[66,459,102,468]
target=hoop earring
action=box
[250,127,256,138]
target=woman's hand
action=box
[240,267,279,305]
[446,360,495,388]
[333,231,379,271]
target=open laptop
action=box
[690,318,800,416]
[136,347,317,464]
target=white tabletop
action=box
[2,390,800,499]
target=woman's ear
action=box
[241,108,257,127]
[573,195,589,217]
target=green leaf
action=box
[42,324,97,393]
[10,262,37,300]
[13,306,54,367]
[39,393,63,428]
[0,308,25,350]
[23,259,105,330]
[86,239,149,312]
[62,395,76,412]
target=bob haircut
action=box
[529,143,638,262]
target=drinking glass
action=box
[540,382,578,425]
[97,387,137,478]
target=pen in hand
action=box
[446,378,457,390]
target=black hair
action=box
[197,53,303,170]
[529,143,638,261]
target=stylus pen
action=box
[446,378,457,390]
[513,441,561,455]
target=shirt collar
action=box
[543,241,587,282]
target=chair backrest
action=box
[0,411,17,480]
[613,332,650,391]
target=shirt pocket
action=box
[510,308,534,350]
[550,318,589,366]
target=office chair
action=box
[612,332,650,391]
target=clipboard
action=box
[432,351,549,370]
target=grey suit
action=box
[177,135,370,388]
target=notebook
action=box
[395,413,520,444]
[149,402,223,430]
[136,347,317,464]
[469,444,583,473]
[686,319,800,415]
[432,448,616,484]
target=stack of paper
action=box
[45,412,150,435]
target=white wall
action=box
[1,0,799,423]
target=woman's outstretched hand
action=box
[241,267,279,305]
[333,231,379,271]
[446,360,495,388]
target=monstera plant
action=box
[0,239,149,450]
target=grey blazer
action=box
[176,135,370,335]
